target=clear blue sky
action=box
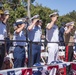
[33,0,76,16]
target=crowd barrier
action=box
[0,40,76,75]
[0,61,74,75]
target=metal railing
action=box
[0,39,75,67]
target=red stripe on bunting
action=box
[22,69,32,75]
[65,45,69,61]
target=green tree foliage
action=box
[24,0,35,3]
[59,10,76,27]
[3,3,27,33]
[66,10,76,25]
[31,4,55,29]
[3,1,76,34]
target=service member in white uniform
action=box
[46,12,59,75]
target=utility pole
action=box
[27,0,31,18]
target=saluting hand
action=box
[33,19,39,24]
[68,25,73,29]
[5,15,9,20]
[51,16,58,22]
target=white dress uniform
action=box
[46,23,59,75]
[46,23,59,64]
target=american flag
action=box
[0,61,74,75]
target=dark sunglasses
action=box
[37,20,39,22]
[52,15,59,18]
